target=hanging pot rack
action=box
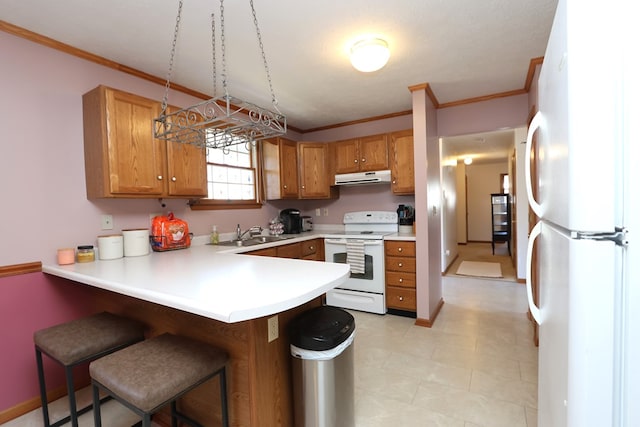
[153,0,286,149]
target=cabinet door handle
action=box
[354,159,358,163]
[171,176,177,182]
[309,246,314,250]
[283,184,288,189]
[398,296,404,301]
[392,180,397,184]
[157,175,163,180]
[361,158,366,162]
[398,247,403,252]
[398,262,403,267]
[399,278,403,283]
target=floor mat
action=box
[455,261,503,278]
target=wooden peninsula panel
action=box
[92,287,321,426]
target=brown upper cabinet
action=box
[262,137,299,199]
[82,86,207,199]
[333,133,389,174]
[298,142,338,199]
[389,129,415,195]
[262,139,337,200]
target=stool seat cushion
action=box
[34,312,146,365]
[90,333,228,413]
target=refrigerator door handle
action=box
[571,227,628,247]
[526,221,542,324]
[525,111,544,218]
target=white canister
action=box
[122,229,150,257]
[97,234,124,260]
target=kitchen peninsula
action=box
[43,242,350,426]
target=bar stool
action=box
[34,311,146,427]
[90,333,229,427]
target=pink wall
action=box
[0,31,279,267]
[437,93,529,137]
[0,273,94,412]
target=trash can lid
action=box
[289,306,355,351]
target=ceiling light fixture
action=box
[154,0,286,150]
[464,157,473,165]
[350,37,390,72]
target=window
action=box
[190,139,261,210]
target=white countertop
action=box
[43,231,349,323]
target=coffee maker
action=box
[279,208,302,234]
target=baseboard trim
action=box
[414,298,445,328]
[0,384,67,424]
[442,254,459,276]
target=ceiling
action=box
[1,0,557,133]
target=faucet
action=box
[236,224,263,241]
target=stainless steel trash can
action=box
[290,306,355,427]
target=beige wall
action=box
[465,162,509,242]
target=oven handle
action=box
[324,238,383,246]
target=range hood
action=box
[334,170,392,186]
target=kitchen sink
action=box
[215,235,293,247]
[249,235,292,243]
[216,239,263,247]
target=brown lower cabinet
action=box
[247,238,324,261]
[385,240,417,314]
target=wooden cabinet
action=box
[82,85,207,199]
[385,240,417,314]
[261,140,336,200]
[491,193,511,255]
[276,241,302,259]
[164,106,208,197]
[389,129,415,195]
[334,134,389,174]
[301,238,324,261]
[262,137,299,200]
[298,142,338,199]
[246,238,324,261]
[246,247,277,257]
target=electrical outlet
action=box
[315,208,321,217]
[267,315,279,342]
[101,214,113,230]
[323,208,329,216]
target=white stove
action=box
[324,211,398,314]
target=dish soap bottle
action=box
[210,225,219,245]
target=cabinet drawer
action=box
[276,242,302,259]
[385,271,416,288]
[384,241,416,256]
[301,239,320,257]
[386,287,416,311]
[385,255,416,273]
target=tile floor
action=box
[353,275,538,427]
[5,275,537,427]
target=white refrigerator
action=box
[525,0,639,426]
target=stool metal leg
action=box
[219,367,229,427]
[171,401,178,427]
[35,348,52,427]
[64,365,79,427]
[92,384,102,427]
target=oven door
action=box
[323,238,385,293]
